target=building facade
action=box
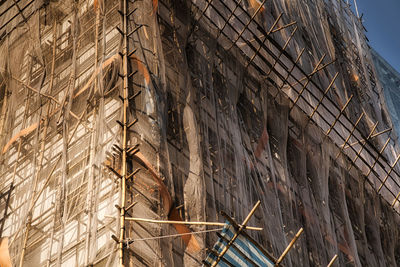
[0,0,399,266]
[371,48,400,140]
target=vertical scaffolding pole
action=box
[84,4,101,265]
[19,20,58,267]
[119,0,129,265]
[0,184,13,236]
[114,0,142,264]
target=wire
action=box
[125,227,224,243]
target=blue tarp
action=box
[203,221,275,267]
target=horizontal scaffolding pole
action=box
[108,216,263,231]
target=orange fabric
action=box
[134,153,201,253]
[74,54,118,98]
[254,126,269,159]
[249,0,265,12]
[151,0,158,15]
[169,208,201,253]
[3,122,39,153]
[325,234,353,262]
[130,54,150,86]
[0,238,12,267]
[135,152,172,213]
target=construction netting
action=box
[0,0,399,266]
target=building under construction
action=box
[372,49,400,141]
[0,0,399,266]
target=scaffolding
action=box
[190,0,400,215]
[0,0,125,265]
[0,0,399,266]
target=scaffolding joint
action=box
[129,90,142,100]
[127,119,138,129]
[127,25,144,37]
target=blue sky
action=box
[352,0,400,73]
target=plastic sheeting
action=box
[0,0,399,266]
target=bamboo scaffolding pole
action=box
[214,0,244,41]
[263,25,298,75]
[46,201,56,267]
[246,13,297,69]
[84,107,97,265]
[392,191,400,207]
[201,0,400,196]
[46,106,89,267]
[378,153,400,193]
[18,107,43,265]
[289,60,336,88]
[289,54,326,112]
[271,21,297,33]
[335,112,364,160]
[1,71,60,104]
[206,249,235,267]
[0,74,9,146]
[18,20,57,267]
[89,0,107,261]
[325,95,353,135]
[309,72,339,119]
[273,47,305,101]
[11,102,89,249]
[342,128,391,149]
[7,53,36,265]
[84,4,101,265]
[327,254,338,267]
[215,232,260,266]
[11,124,83,246]
[347,121,378,172]
[193,0,214,27]
[192,0,400,216]
[226,0,267,51]
[275,228,304,265]
[9,92,33,185]
[119,0,130,265]
[56,7,78,266]
[250,11,283,58]
[210,201,261,267]
[0,184,13,236]
[366,137,391,177]
[120,217,263,231]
